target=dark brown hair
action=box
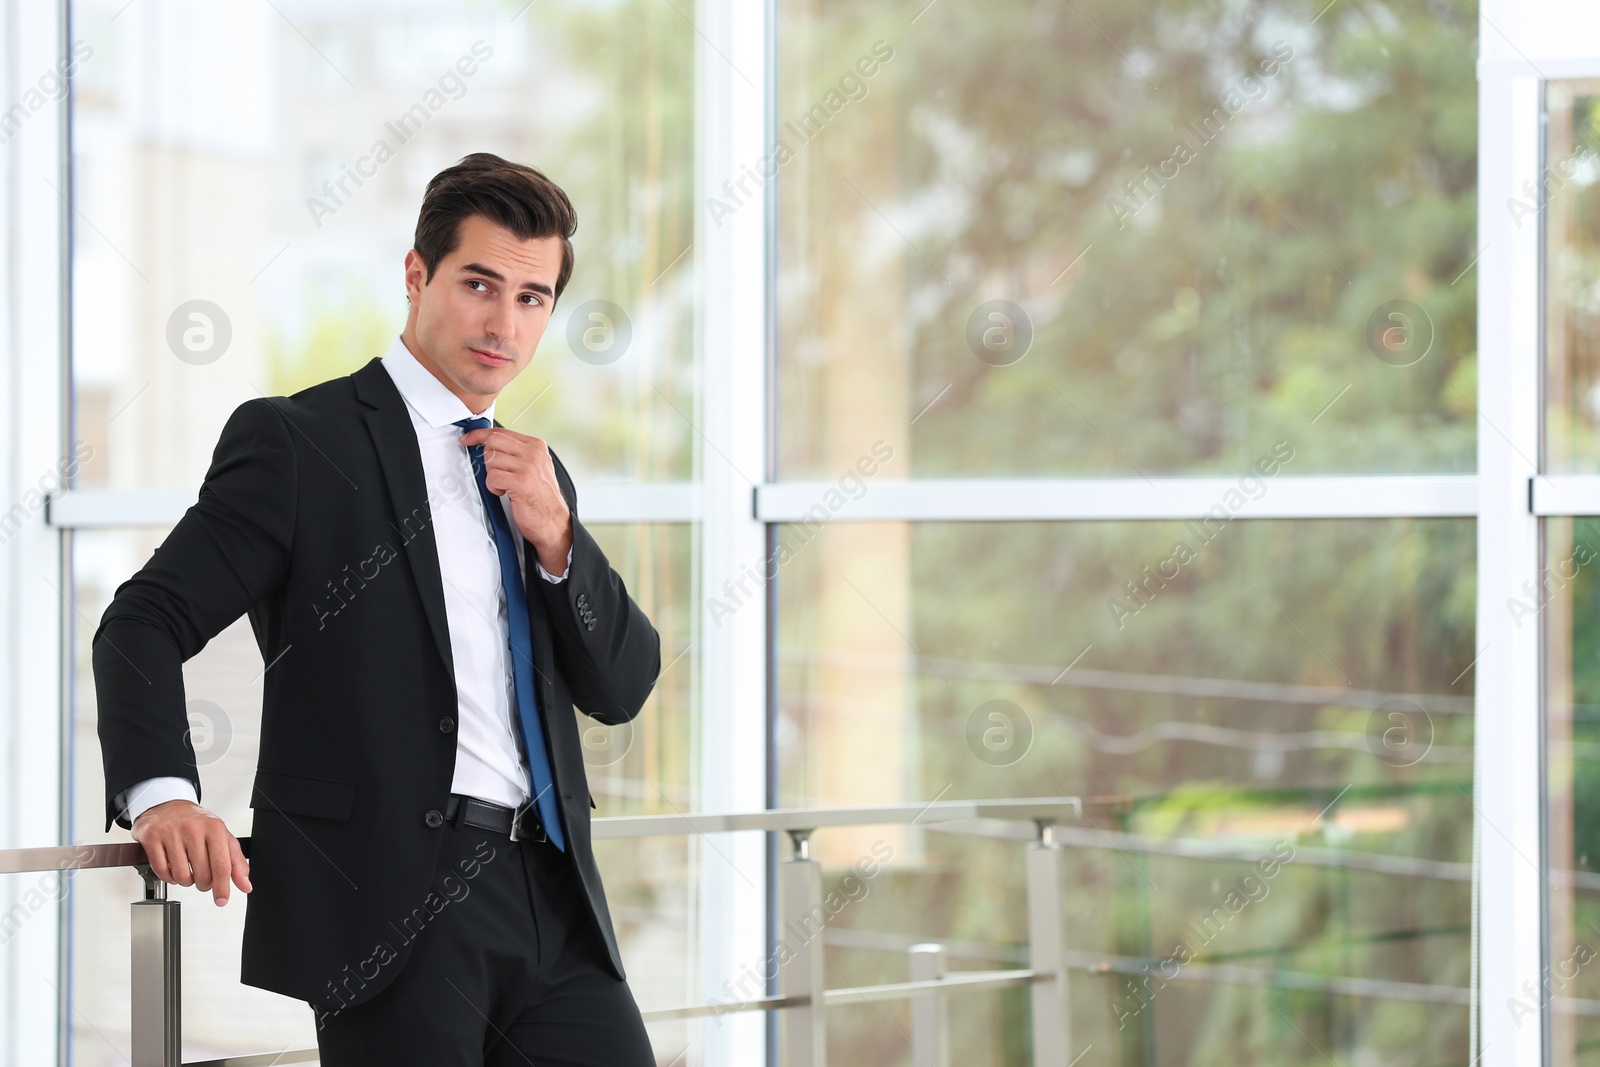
[412,152,577,301]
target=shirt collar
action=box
[380,334,496,429]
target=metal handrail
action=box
[0,797,1099,1067]
[0,840,145,876]
[3,791,1504,1067]
[0,797,1111,875]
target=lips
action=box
[470,347,512,367]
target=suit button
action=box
[439,717,455,734]
[585,619,596,631]
[424,810,444,828]
[577,593,588,608]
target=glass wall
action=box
[1541,517,1600,1066]
[774,0,1480,1063]
[778,518,1475,1063]
[64,0,698,1061]
[775,0,1478,480]
[70,0,694,493]
[67,521,693,1061]
[1544,78,1600,1067]
[54,0,1493,1064]
[1543,80,1600,475]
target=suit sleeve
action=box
[534,449,661,725]
[95,398,298,832]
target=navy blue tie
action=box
[454,416,565,851]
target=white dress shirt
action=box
[116,335,571,825]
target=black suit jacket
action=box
[93,358,660,1011]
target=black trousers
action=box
[309,812,655,1066]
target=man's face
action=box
[403,213,564,411]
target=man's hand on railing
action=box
[131,799,252,906]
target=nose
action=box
[483,298,514,348]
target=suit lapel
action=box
[353,359,456,681]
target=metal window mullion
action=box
[49,474,1489,529]
[756,475,1479,523]
[44,485,707,527]
[0,1,70,1064]
[695,0,771,1064]
[1475,67,1545,1067]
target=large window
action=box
[67,522,694,1060]
[778,517,1477,1062]
[70,0,695,494]
[775,0,1478,480]
[773,0,1480,1062]
[62,0,698,1060]
[34,0,1600,1064]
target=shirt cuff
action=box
[119,776,199,827]
[535,543,573,583]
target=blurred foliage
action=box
[267,0,697,483]
[489,0,697,484]
[268,292,392,397]
[779,0,1477,477]
[1544,91,1600,472]
[783,517,1474,1065]
[1553,518,1600,1066]
[776,0,1483,1063]
[1572,526,1600,865]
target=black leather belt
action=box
[446,792,547,843]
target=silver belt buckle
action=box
[508,797,533,841]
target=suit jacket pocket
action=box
[250,769,357,822]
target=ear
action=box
[402,248,428,304]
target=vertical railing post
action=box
[909,942,950,1067]
[779,829,826,1067]
[130,866,180,1067]
[1027,821,1071,1067]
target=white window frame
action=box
[10,2,1599,1066]
[0,2,69,1065]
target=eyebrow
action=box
[457,262,554,299]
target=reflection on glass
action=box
[777,518,1475,1064]
[1544,517,1600,1065]
[70,527,311,1062]
[70,0,693,492]
[70,522,693,1062]
[776,0,1478,478]
[1547,82,1600,473]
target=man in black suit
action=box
[94,152,660,1065]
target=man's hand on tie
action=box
[458,426,573,578]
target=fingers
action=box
[459,427,546,457]
[482,458,535,488]
[187,823,215,894]
[204,829,234,905]
[484,466,563,510]
[159,836,196,887]
[229,836,253,896]
[142,836,172,885]
[136,809,252,905]
[480,440,555,483]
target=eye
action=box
[466,279,489,292]
[521,293,543,307]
